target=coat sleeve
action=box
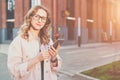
[49,39,62,72]
[51,55,62,72]
[7,36,29,78]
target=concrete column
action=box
[1,0,6,28]
[116,0,120,40]
[0,1,1,42]
[97,0,103,42]
[106,0,113,42]
[14,0,24,28]
[81,0,87,43]
[41,0,52,12]
[92,0,98,42]
[74,0,81,45]
[0,0,7,43]
[13,0,24,38]
[112,3,117,41]
[57,0,67,41]
[74,0,80,27]
[57,0,67,26]
[62,0,67,26]
[23,0,30,16]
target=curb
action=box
[59,70,74,77]
[75,73,100,80]
[60,42,110,50]
[59,70,99,80]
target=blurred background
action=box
[0,0,120,44]
[1,0,120,80]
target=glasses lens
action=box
[41,17,47,22]
[33,15,47,22]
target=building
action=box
[0,0,120,44]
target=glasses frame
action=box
[33,14,47,23]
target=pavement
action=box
[1,41,120,80]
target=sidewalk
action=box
[0,42,114,55]
[0,42,120,80]
[59,42,120,80]
[0,44,9,54]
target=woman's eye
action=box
[42,17,47,20]
[35,15,39,18]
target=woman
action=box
[7,5,62,80]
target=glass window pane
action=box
[7,0,14,19]
[31,0,41,7]
[7,0,15,11]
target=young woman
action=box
[7,5,62,80]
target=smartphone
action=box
[53,39,64,49]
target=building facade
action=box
[0,0,120,44]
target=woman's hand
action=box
[38,51,50,61]
[27,51,50,71]
[48,44,60,61]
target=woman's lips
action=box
[36,23,41,26]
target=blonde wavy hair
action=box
[19,5,51,44]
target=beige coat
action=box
[7,34,62,80]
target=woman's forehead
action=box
[35,9,47,17]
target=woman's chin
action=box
[34,27,42,30]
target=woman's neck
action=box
[29,27,40,39]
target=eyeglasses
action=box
[33,15,47,23]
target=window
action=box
[8,0,15,11]
[31,0,41,7]
[7,0,14,19]
[6,0,15,40]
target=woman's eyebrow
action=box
[35,14,47,18]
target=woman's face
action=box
[31,9,47,30]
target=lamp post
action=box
[109,21,112,43]
[109,0,115,43]
[78,17,81,47]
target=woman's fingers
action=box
[42,51,50,60]
[48,46,57,58]
[38,45,60,61]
